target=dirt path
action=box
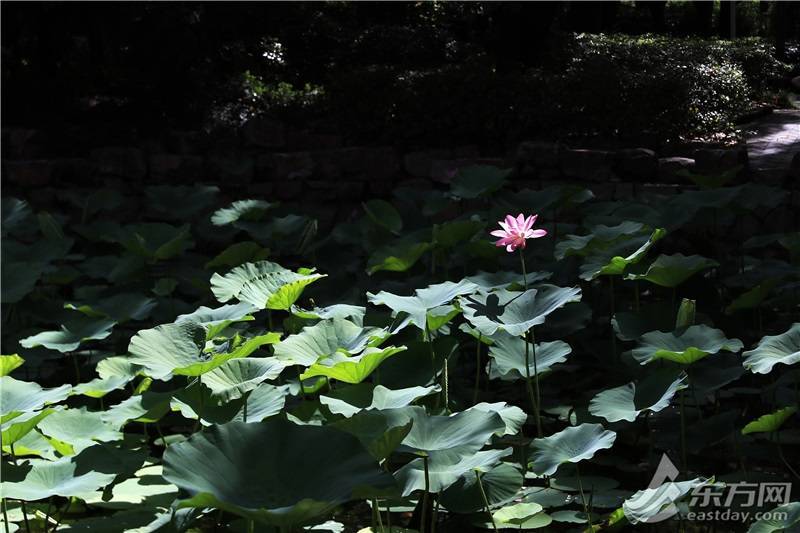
[745,109,800,181]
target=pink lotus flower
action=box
[491,214,547,252]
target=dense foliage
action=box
[2,165,798,532]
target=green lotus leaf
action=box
[275,318,382,366]
[129,322,279,379]
[333,407,416,460]
[450,165,510,199]
[172,383,289,426]
[367,241,432,275]
[460,285,582,337]
[145,183,218,218]
[579,228,666,281]
[433,219,485,249]
[364,199,402,235]
[2,408,61,446]
[300,346,406,384]
[632,325,743,365]
[176,302,258,339]
[56,508,172,532]
[425,304,461,331]
[72,376,130,398]
[116,222,193,260]
[96,356,142,381]
[1,457,116,501]
[742,406,797,435]
[396,447,513,496]
[201,357,288,403]
[589,369,688,423]
[0,376,71,418]
[400,408,506,455]
[487,331,571,381]
[211,199,274,226]
[211,260,325,310]
[80,464,177,510]
[291,304,366,325]
[2,197,32,236]
[493,502,545,526]
[474,512,552,530]
[747,502,800,533]
[466,271,551,291]
[19,317,116,353]
[555,221,645,260]
[467,402,527,436]
[65,292,157,323]
[623,478,708,525]
[529,424,617,476]
[163,419,395,527]
[726,279,780,315]
[1,261,47,303]
[611,304,675,341]
[3,427,57,459]
[521,487,573,508]
[440,463,523,513]
[37,407,123,454]
[368,280,478,330]
[743,324,800,374]
[0,354,24,376]
[101,392,172,428]
[321,384,440,418]
[625,254,718,288]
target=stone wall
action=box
[1,117,755,205]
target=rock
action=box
[149,154,204,181]
[693,147,747,174]
[614,148,657,181]
[91,147,147,181]
[242,117,286,148]
[206,152,254,184]
[658,157,696,182]
[560,149,614,181]
[516,141,562,177]
[257,152,315,181]
[3,160,55,186]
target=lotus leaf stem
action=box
[475,470,497,532]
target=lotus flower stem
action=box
[475,470,498,532]
[247,519,254,533]
[609,277,617,360]
[431,494,440,533]
[295,367,306,400]
[520,250,528,290]
[575,463,591,526]
[71,352,81,383]
[2,499,9,533]
[473,333,482,404]
[421,455,431,533]
[679,388,687,475]
[8,445,30,533]
[373,498,384,531]
[386,500,392,531]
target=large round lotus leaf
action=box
[367,280,479,331]
[487,332,571,381]
[1,457,116,500]
[96,356,142,381]
[467,402,527,436]
[466,270,551,291]
[291,304,366,325]
[522,487,573,508]
[274,319,381,366]
[589,369,687,423]
[555,221,645,260]
[743,323,800,375]
[56,507,172,532]
[200,357,287,403]
[440,463,523,513]
[176,302,258,339]
[364,199,402,234]
[300,346,406,384]
[623,478,708,525]
[333,407,416,460]
[578,228,666,281]
[741,406,797,435]
[210,260,325,310]
[2,261,47,304]
[611,304,675,342]
[395,447,512,496]
[145,184,219,220]
[206,241,271,270]
[37,407,123,454]
[460,285,581,337]
[3,427,57,459]
[400,408,506,455]
[19,317,116,353]
[320,384,440,418]
[162,419,395,527]
[450,165,509,199]
[367,240,432,275]
[376,337,455,390]
[72,376,130,398]
[747,502,800,533]
[0,376,70,418]
[493,502,545,526]
[631,325,743,365]
[2,408,61,446]
[128,322,279,380]
[115,223,193,260]
[624,253,718,288]
[65,292,156,323]
[529,424,617,476]
[172,382,289,426]
[80,464,177,510]
[0,354,24,376]
[211,199,273,226]
[101,391,172,428]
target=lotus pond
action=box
[1,168,799,532]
